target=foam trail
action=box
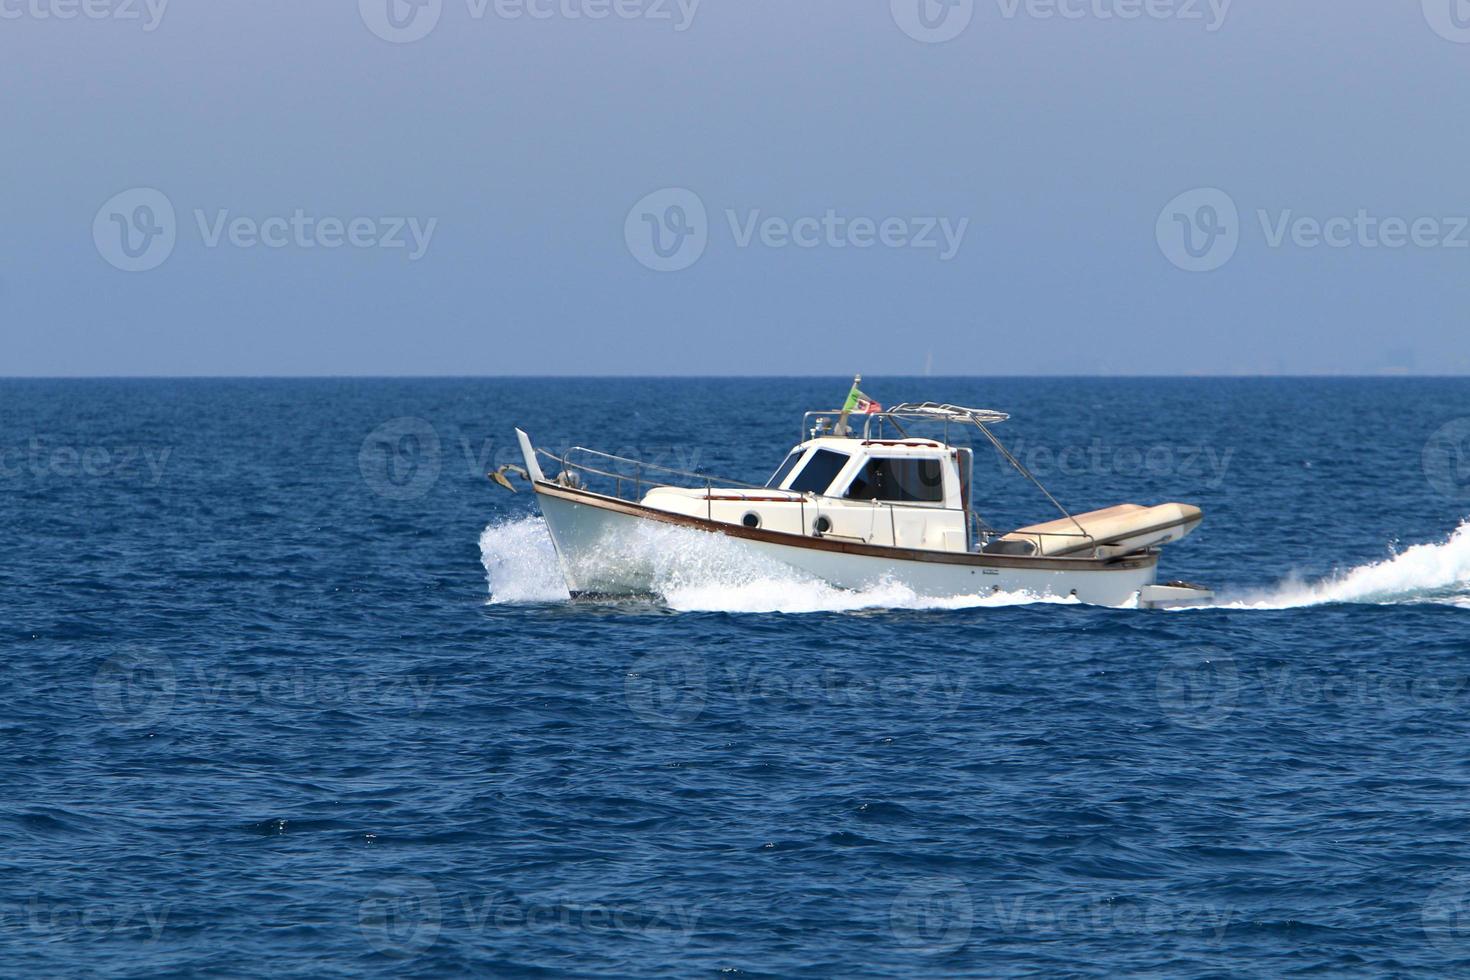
[660,575,1079,614]
[485,516,1470,613]
[1214,520,1470,610]
[479,516,1079,613]
[479,517,571,604]
[583,517,1078,613]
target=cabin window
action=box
[844,457,945,503]
[765,450,804,489]
[787,449,850,494]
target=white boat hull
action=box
[532,482,1161,607]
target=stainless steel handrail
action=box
[548,446,766,490]
[800,406,1007,442]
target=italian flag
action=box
[843,382,881,415]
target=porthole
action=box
[742,512,761,528]
[813,516,832,535]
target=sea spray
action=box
[479,516,1081,613]
[479,517,570,604]
[1212,520,1470,610]
[483,516,1470,614]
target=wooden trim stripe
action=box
[701,494,797,503]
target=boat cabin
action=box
[631,401,1202,560]
[642,430,978,553]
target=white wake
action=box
[1211,520,1470,610]
[480,517,1470,614]
[479,516,571,604]
[478,517,1078,614]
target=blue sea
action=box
[4,377,1470,977]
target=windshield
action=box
[765,450,804,489]
[787,449,850,495]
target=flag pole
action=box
[835,373,860,438]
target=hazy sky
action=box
[3,1,1469,376]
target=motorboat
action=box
[499,381,1212,608]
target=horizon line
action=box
[2,373,1458,382]
[0,373,1465,381]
